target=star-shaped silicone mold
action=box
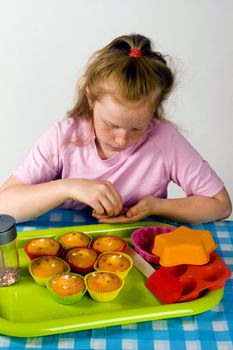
[152,226,217,266]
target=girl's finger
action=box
[99,190,122,217]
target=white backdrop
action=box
[0,0,232,219]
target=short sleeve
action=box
[165,125,224,197]
[13,123,61,184]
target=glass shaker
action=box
[0,214,20,286]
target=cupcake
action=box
[85,271,124,302]
[91,236,128,254]
[57,231,91,250]
[29,256,70,286]
[46,272,86,304]
[24,237,61,260]
[94,252,133,278]
[65,247,98,274]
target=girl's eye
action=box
[104,121,143,132]
[132,128,142,132]
[105,123,119,129]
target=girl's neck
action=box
[95,139,118,160]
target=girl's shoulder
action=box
[54,117,93,146]
[55,117,90,134]
[149,119,181,141]
[146,120,188,157]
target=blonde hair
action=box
[67,33,175,121]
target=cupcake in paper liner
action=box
[65,247,98,274]
[46,272,86,305]
[85,271,124,302]
[91,236,128,254]
[24,237,62,260]
[94,252,133,279]
[56,231,92,251]
[29,256,70,286]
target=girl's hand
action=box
[95,195,158,223]
[67,178,123,217]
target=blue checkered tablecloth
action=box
[0,209,232,350]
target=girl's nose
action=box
[115,130,129,147]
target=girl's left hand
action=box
[92,195,158,223]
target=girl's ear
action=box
[86,86,94,110]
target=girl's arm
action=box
[95,187,232,224]
[0,175,123,223]
[145,187,232,224]
[0,176,69,222]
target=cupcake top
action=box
[30,256,67,278]
[96,252,131,272]
[48,273,85,296]
[86,271,123,292]
[66,248,98,268]
[92,236,127,253]
[58,231,90,250]
[25,237,61,258]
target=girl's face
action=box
[92,95,154,159]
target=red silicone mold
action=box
[131,226,175,264]
[145,252,231,304]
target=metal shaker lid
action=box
[0,214,16,245]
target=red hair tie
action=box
[129,48,142,58]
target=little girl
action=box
[0,34,231,223]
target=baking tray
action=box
[0,221,224,337]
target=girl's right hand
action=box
[66,178,123,217]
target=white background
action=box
[0,0,232,219]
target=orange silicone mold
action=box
[152,226,217,266]
[145,252,231,304]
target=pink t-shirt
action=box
[13,117,224,210]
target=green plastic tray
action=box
[0,221,224,337]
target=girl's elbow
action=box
[217,193,232,220]
[221,201,232,220]
[214,187,232,220]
